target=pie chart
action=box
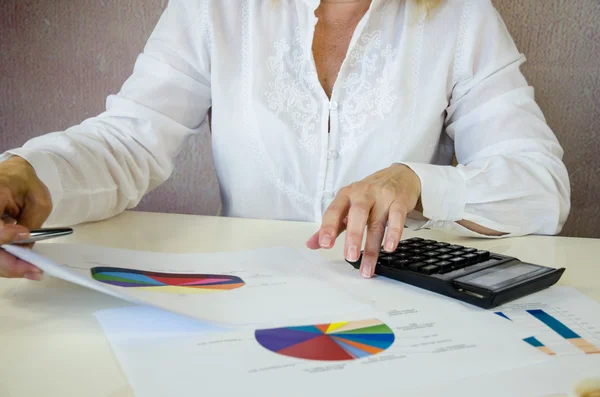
[90,267,245,294]
[255,319,395,361]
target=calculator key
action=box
[423,258,439,265]
[411,248,425,254]
[410,243,425,248]
[419,264,440,275]
[450,251,465,256]
[395,245,411,252]
[462,248,477,253]
[436,261,454,273]
[423,245,438,251]
[394,252,410,259]
[437,254,453,260]
[448,245,464,250]
[434,242,450,247]
[449,256,468,268]
[378,255,397,268]
[407,262,427,272]
[392,259,413,269]
[423,251,439,257]
[476,250,491,260]
[436,248,452,254]
[422,240,436,245]
[411,256,426,262]
[408,237,424,241]
[398,240,412,245]
[463,253,479,264]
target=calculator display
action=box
[455,262,549,291]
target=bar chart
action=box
[526,309,600,355]
[495,306,600,357]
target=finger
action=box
[382,200,407,253]
[306,230,321,250]
[1,214,17,225]
[317,195,350,249]
[344,196,374,262]
[0,190,20,222]
[307,221,348,250]
[307,215,349,249]
[0,249,43,279]
[0,223,30,245]
[0,191,23,245]
[18,197,51,230]
[360,203,388,278]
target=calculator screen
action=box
[455,262,548,291]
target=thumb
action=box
[14,202,51,249]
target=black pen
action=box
[2,214,73,244]
[15,228,74,244]
[4,227,74,245]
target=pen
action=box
[2,215,73,244]
[11,227,74,244]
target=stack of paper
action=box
[5,243,600,396]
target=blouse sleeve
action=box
[0,0,212,227]
[402,0,570,237]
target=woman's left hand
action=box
[307,164,422,278]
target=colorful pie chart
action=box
[90,267,245,294]
[255,319,395,361]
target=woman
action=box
[0,0,570,280]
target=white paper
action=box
[93,305,227,341]
[95,302,550,397]
[3,243,370,328]
[410,355,600,397]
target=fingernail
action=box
[29,266,43,273]
[347,245,359,262]
[16,232,30,241]
[320,234,332,248]
[24,272,43,281]
[360,262,374,278]
[1,215,17,225]
[384,239,395,252]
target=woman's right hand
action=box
[0,156,53,280]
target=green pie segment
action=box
[93,274,159,285]
[332,324,393,335]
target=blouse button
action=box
[327,150,339,160]
[329,101,338,111]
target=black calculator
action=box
[345,237,565,309]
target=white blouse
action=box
[3,0,571,237]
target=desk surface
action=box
[1,211,599,397]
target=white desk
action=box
[1,211,599,397]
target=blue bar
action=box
[495,312,511,321]
[523,336,544,348]
[527,309,580,339]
